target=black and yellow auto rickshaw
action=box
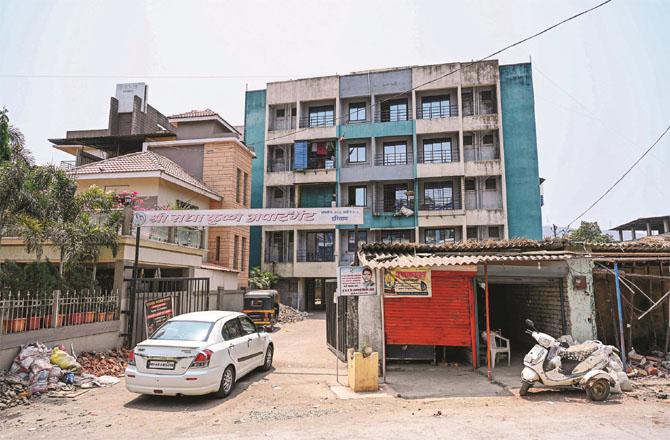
[243,290,280,331]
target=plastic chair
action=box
[481,331,510,368]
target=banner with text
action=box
[383,268,432,297]
[337,266,377,296]
[144,296,174,336]
[133,207,364,228]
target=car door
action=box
[238,316,265,369]
[221,318,251,375]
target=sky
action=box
[1,0,668,231]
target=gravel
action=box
[279,304,309,324]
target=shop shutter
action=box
[384,270,475,347]
[294,141,308,170]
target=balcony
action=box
[269,116,296,131]
[60,160,76,170]
[299,114,335,129]
[296,249,335,263]
[418,196,462,211]
[374,151,413,166]
[374,106,413,123]
[416,104,459,119]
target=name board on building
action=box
[383,268,432,297]
[337,266,377,297]
[144,297,174,336]
[133,207,364,228]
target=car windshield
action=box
[150,321,212,341]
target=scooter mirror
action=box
[525,319,535,329]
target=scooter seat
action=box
[558,342,599,362]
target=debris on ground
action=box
[0,342,122,410]
[625,348,670,400]
[279,304,308,324]
[79,348,129,377]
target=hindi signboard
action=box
[133,207,364,228]
[383,268,432,297]
[144,297,174,336]
[337,266,377,297]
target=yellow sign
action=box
[383,268,431,297]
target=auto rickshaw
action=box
[243,290,280,331]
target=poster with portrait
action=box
[337,266,377,296]
[383,268,432,297]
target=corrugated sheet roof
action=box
[71,151,221,199]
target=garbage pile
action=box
[0,342,120,411]
[627,348,670,378]
[79,348,129,377]
[279,303,308,324]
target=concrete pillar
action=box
[618,230,624,242]
[631,228,636,240]
[358,269,384,359]
[565,258,597,342]
[664,219,670,234]
[646,222,652,236]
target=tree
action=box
[249,267,279,289]
[568,221,613,243]
[0,107,11,162]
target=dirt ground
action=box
[1,314,669,439]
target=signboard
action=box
[337,266,377,296]
[144,297,174,336]
[383,268,432,297]
[133,207,364,228]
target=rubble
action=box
[625,348,670,401]
[79,348,129,377]
[279,304,308,324]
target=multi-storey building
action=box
[244,61,542,310]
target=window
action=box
[241,237,247,271]
[463,135,473,146]
[465,179,476,191]
[421,95,450,119]
[236,169,242,203]
[462,89,474,116]
[485,177,497,190]
[215,236,221,262]
[302,231,334,262]
[467,226,478,240]
[482,134,494,145]
[349,102,366,122]
[348,144,366,164]
[238,317,257,335]
[382,142,407,165]
[347,231,367,252]
[276,108,285,118]
[425,228,456,245]
[381,230,411,244]
[381,99,408,122]
[273,187,284,199]
[423,181,453,210]
[176,200,198,210]
[308,105,334,127]
[222,319,242,340]
[422,138,452,163]
[233,235,240,269]
[348,186,367,207]
[383,183,409,212]
[151,321,213,341]
[488,226,500,239]
[480,90,496,114]
[291,107,297,116]
[243,172,248,206]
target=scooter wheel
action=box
[519,381,531,396]
[586,378,610,402]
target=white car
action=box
[125,311,273,398]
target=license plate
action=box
[147,360,176,370]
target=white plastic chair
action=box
[481,331,511,368]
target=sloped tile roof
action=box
[168,109,219,119]
[71,151,221,199]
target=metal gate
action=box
[325,286,358,360]
[125,277,210,347]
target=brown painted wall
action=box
[202,140,253,287]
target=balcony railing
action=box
[299,115,335,128]
[374,107,413,123]
[374,198,413,214]
[419,196,462,211]
[296,249,335,262]
[374,151,412,166]
[270,116,296,131]
[417,149,459,164]
[303,157,336,170]
[60,160,76,170]
[416,104,459,119]
[267,160,292,172]
[265,246,293,263]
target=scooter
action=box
[520,319,620,401]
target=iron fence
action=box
[0,289,119,335]
[374,198,412,214]
[417,149,459,164]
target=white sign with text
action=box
[337,266,377,297]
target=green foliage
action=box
[249,267,279,289]
[0,107,10,162]
[568,221,613,243]
[0,261,96,292]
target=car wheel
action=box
[586,378,610,402]
[215,365,236,398]
[519,381,531,396]
[261,344,274,371]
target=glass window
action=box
[151,321,212,341]
[488,226,500,238]
[349,102,366,122]
[462,89,474,116]
[308,105,334,127]
[485,177,497,190]
[383,183,409,212]
[348,186,367,207]
[239,317,257,335]
[275,108,285,118]
[348,144,366,163]
[423,181,453,210]
[421,95,450,119]
[465,179,476,191]
[422,138,452,163]
[304,231,334,261]
[482,134,494,145]
[222,319,242,340]
[347,231,367,252]
[381,230,411,244]
[383,142,407,165]
[480,90,496,114]
[381,99,408,122]
[463,135,473,146]
[425,228,456,245]
[467,227,478,240]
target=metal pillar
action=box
[613,262,627,366]
[484,263,492,381]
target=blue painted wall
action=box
[499,63,542,240]
[244,89,267,269]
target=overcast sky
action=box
[1,0,668,230]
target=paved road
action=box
[1,315,668,439]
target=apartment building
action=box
[244,61,542,310]
[49,83,254,289]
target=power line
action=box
[245,0,613,147]
[0,73,294,79]
[565,122,670,229]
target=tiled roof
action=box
[168,109,219,119]
[71,151,221,199]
